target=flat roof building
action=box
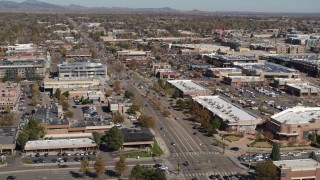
[0,127,17,153]
[223,76,265,87]
[286,83,320,98]
[267,107,320,142]
[121,127,154,147]
[205,55,260,68]
[0,81,21,113]
[193,96,262,132]
[273,159,320,180]
[206,68,242,78]
[167,80,211,97]
[117,50,152,60]
[58,62,107,79]
[169,44,230,53]
[24,138,97,153]
[273,78,304,90]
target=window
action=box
[303,131,309,138]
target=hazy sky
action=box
[10,0,320,12]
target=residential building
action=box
[0,127,17,153]
[0,60,46,80]
[286,83,320,98]
[206,68,242,78]
[267,107,320,142]
[0,82,21,112]
[223,76,265,87]
[6,43,37,55]
[167,80,211,97]
[193,96,262,132]
[24,138,97,154]
[273,159,320,180]
[58,62,107,79]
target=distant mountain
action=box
[0,0,66,11]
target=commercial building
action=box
[290,59,320,77]
[108,98,132,114]
[43,77,103,93]
[286,83,320,98]
[24,138,97,154]
[117,50,152,60]
[193,96,262,132]
[156,69,178,79]
[273,159,320,180]
[205,55,260,68]
[6,43,37,55]
[273,78,304,90]
[121,127,154,147]
[167,80,211,97]
[206,68,242,78]
[0,127,17,153]
[267,107,320,142]
[0,82,21,112]
[275,43,305,54]
[169,44,230,54]
[58,62,107,79]
[234,62,300,84]
[65,51,92,58]
[0,60,46,80]
[223,76,265,87]
[150,62,171,70]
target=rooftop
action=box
[273,159,320,170]
[287,83,319,90]
[24,138,97,151]
[193,96,257,123]
[208,68,242,73]
[235,62,299,73]
[121,127,154,142]
[0,81,19,89]
[0,127,17,145]
[271,107,320,124]
[167,80,206,93]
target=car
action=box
[6,176,16,180]
[44,153,48,157]
[75,153,80,156]
[230,147,240,151]
[74,157,81,162]
[58,164,68,168]
[160,127,164,130]
[209,174,215,179]
[57,152,62,156]
[93,151,98,155]
[193,132,197,135]
[171,142,176,146]
[158,166,168,170]
[191,178,198,180]
[63,158,69,162]
[193,126,197,129]
[182,161,189,166]
[154,164,163,168]
[35,153,40,157]
[57,158,64,163]
[212,142,218,146]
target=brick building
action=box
[0,81,21,112]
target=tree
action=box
[270,142,281,161]
[54,88,62,100]
[128,104,140,115]
[59,100,70,111]
[113,81,121,94]
[103,126,124,150]
[92,132,101,145]
[113,114,125,124]
[212,119,220,130]
[65,110,74,118]
[130,165,166,180]
[0,113,14,126]
[124,90,134,99]
[172,90,179,99]
[130,165,144,178]
[138,114,155,129]
[106,90,113,97]
[2,76,10,82]
[310,151,317,159]
[62,91,70,99]
[16,131,29,150]
[80,157,90,176]
[94,156,105,178]
[115,156,128,177]
[255,160,278,180]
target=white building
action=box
[167,80,211,97]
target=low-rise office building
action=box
[0,127,17,153]
[58,62,107,79]
[275,43,305,54]
[156,69,178,79]
[150,62,171,71]
[167,80,211,97]
[286,83,320,98]
[24,138,97,154]
[108,98,132,114]
[169,44,230,54]
[193,96,262,132]
[117,50,152,60]
[223,76,265,87]
[273,78,304,90]
[273,159,320,180]
[121,127,154,147]
[267,107,320,142]
[206,68,242,78]
[205,55,260,68]
[0,81,21,113]
[65,51,92,58]
[290,59,320,77]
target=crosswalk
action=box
[184,171,238,178]
[172,151,220,157]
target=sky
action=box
[10,0,320,12]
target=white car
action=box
[293,153,301,157]
[83,114,90,118]
[158,166,168,170]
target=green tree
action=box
[92,132,101,145]
[138,114,155,129]
[59,100,70,111]
[113,114,125,124]
[62,91,70,99]
[270,142,281,161]
[16,131,29,150]
[172,90,179,99]
[212,119,220,130]
[54,88,62,100]
[103,127,124,150]
[130,165,166,180]
[2,76,10,82]
[94,156,105,178]
[310,151,317,160]
[128,104,140,115]
[124,90,134,99]
[115,156,128,177]
[255,160,278,180]
[80,157,90,176]
[65,110,74,118]
[106,90,113,97]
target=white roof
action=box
[273,159,320,170]
[44,133,93,139]
[193,96,257,123]
[24,138,97,151]
[287,83,319,90]
[167,80,206,93]
[271,107,320,124]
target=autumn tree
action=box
[138,114,155,129]
[113,80,121,94]
[113,114,125,124]
[115,156,128,177]
[255,160,278,180]
[94,156,105,179]
[80,157,90,176]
